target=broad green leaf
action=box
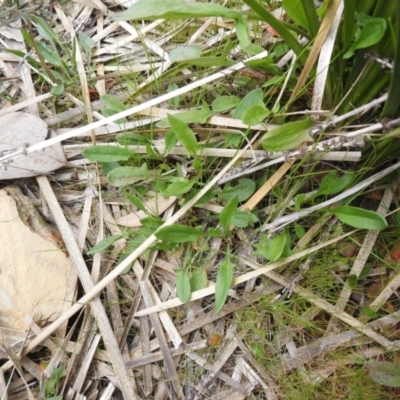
[241,104,270,126]
[231,211,258,228]
[170,46,202,62]
[82,146,133,162]
[347,274,358,288]
[294,223,305,239]
[212,95,240,112]
[161,177,195,198]
[101,94,127,112]
[140,216,164,229]
[175,269,191,303]
[155,224,203,243]
[316,171,354,196]
[254,231,286,261]
[164,129,179,155]
[107,164,152,186]
[156,105,213,128]
[222,178,256,202]
[51,83,64,96]
[112,0,241,21]
[233,88,263,119]
[219,195,238,228]
[87,234,125,255]
[261,118,313,151]
[101,161,120,175]
[190,268,208,291]
[330,206,388,230]
[367,362,400,387]
[344,18,387,59]
[268,232,287,261]
[214,256,234,313]
[167,114,198,156]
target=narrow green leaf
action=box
[161,178,195,198]
[101,94,127,112]
[282,0,319,37]
[235,15,263,54]
[214,256,234,313]
[190,268,208,291]
[367,362,400,387]
[168,83,180,108]
[112,0,241,21]
[175,269,192,303]
[34,16,60,42]
[78,31,96,53]
[170,46,202,62]
[167,114,198,156]
[82,146,133,162]
[36,41,63,66]
[330,206,388,230]
[87,234,125,255]
[126,193,148,213]
[347,274,358,288]
[156,224,203,243]
[107,164,152,186]
[261,118,313,151]
[219,195,239,228]
[212,95,240,112]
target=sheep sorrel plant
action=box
[1,0,400,398]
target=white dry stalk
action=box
[0,50,269,166]
[261,160,400,232]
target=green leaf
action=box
[36,41,63,66]
[161,177,195,198]
[126,193,148,213]
[344,18,387,59]
[235,15,264,54]
[367,362,400,387]
[175,269,191,303]
[107,164,152,186]
[241,104,270,126]
[233,88,263,119]
[34,16,60,42]
[167,83,180,108]
[294,223,305,239]
[101,94,127,112]
[330,206,388,230]
[87,234,125,255]
[231,211,258,228]
[82,146,133,162]
[167,114,199,156]
[170,46,202,62]
[78,31,96,53]
[156,224,203,243]
[101,161,120,175]
[140,216,164,229]
[156,104,213,128]
[261,118,313,151]
[316,171,354,196]
[112,0,241,21]
[222,178,256,202]
[282,0,319,37]
[212,95,240,112]
[254,231,287,261]
[347,274,358,288]
[190,268,208,291]
[219,195,239,228]
[214,256,234,313]
[51,83,64,96]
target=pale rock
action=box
[0,186,72,333]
